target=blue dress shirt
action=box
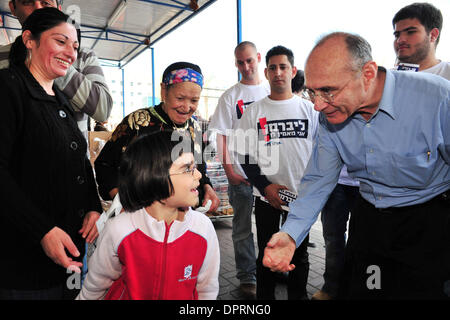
[282,69,450,246]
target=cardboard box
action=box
[88,131,112,167]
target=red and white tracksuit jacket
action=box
[77,208,220,300]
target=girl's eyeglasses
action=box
[169,163,197,176]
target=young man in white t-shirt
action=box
[233,45,319,300]
[208,41,269,298]
[393,2,450,80]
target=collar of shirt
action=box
[376,70,397,120]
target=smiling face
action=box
[393,18,436,65]
[161,81,201,125]
[166,152,202,209]
[24,21,78,80]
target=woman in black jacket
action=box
[0,8,102,299]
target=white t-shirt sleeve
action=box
[209,93,233,136]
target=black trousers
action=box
[339,191,450,300]
[254,197,309,300]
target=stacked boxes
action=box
[201,119,233,219]
[206,155,234,219]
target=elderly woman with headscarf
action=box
[95,62,220,213]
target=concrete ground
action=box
[211,213,326,300]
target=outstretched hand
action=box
[263,231,296,272]
[41,227,83,273]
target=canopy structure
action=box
[0,0,217,67]
[0,0,241,117]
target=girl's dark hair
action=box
[9,7,79,66]
[118,130,186,212]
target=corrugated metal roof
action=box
[0,0,217,65]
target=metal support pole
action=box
[151,47,156,106]
[122,67,126,118]
[236,0,242,82]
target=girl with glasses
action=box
[77,131,220,300]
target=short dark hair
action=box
[9,7,76,66]
[291,69,305,93]
[162,61,202,89]
[118,131,186,212]
[392,2,443,45]
[265,45,294,67]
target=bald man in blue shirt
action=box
[263,32,449,300]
